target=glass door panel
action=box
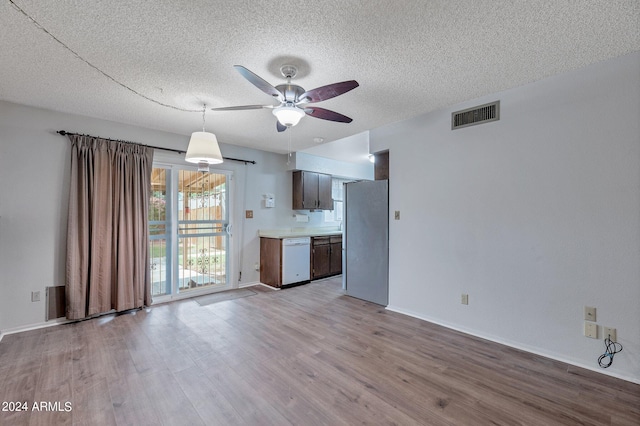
[149,168,171,297]
[149,167,230,298]
[177,170,228,292]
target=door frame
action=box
[150,162,236,304]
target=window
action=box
[324,177,351,222]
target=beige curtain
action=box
[66,135,153,320]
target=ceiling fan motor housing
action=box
[275,84,305,103]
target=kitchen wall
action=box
[0,100,362,335]
[288,151,373,180]
[370,52,640,383]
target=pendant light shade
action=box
[186,131,223,171]
[272,105,305,127]
[186,105,223,172]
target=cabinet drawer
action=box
[313,236,330,246]
[329,236,342,244]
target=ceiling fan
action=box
[212,65,359,132]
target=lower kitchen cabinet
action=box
[312,235,342,279]
[260,234,342,287]
[330,236,342,275]
[260,237,283,288]
[312,237,331,279]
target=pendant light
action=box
[186,105,223,172]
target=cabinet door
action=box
[312,242,331,279]
[317,173,333,210]
[292,171,304,209]
[330,242,342,275]
[293,171,333,211]
[302,171,319,209]
[260,238,282,288]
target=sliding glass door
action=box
[149,166,230,299]
[176,169,228,292]
[149,168,171,296]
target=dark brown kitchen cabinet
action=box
[292,171,333,210]
[312,235,342,279]
[260,237,283,288]
[312,237,331,279]
[330,235,342,275]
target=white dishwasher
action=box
[282,237,311,285]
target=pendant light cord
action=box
[287,127,292,165]
[202,105,207,131]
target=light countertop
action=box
[258,227,342,239]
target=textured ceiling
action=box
[1,1,638,160]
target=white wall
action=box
[0,101,361,335]
[299,130,374,171]
[289,151,373,180]
[370,52,640,383]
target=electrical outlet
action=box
[31,291,40,302]
[584,306,596,322]
[584,322,597,339]
[254,262,260,271]
[245,210,253,219]
[461,294,469,305]
[394,211,400,220]
[603,327,616,341]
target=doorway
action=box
[149,167,231,299]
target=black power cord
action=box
[598,335,623,368]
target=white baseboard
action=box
[385,305,639,385]
[0,283,270,343]
[0,317,72,341]
[241,281,279,290]
[238,280,261,288]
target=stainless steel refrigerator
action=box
[343,179,389,306]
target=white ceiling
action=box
[1,1,638,161]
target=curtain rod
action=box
[57,130,257,165]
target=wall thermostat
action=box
[264,194,275,208]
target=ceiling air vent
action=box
[452,101,500,130]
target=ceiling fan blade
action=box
[276,121,287,132]
[234,65,284,102]
[211,105,273,111]
[304,107,353,123]
[297,80,359,104]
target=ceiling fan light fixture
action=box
[273,105,305,127]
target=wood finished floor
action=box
[1,277,638,426]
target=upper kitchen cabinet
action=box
[292,171,333,210]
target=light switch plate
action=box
[461,294,469,305]
[245,210,253,219]
[584,306,596,322]
[394,211,400,220]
